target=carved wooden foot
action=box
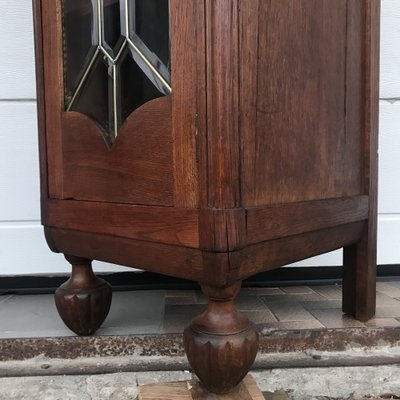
[183,282,259,394]
[55,255,112,336]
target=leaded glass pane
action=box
[129,0,170,68]
[102,0,124,56]
[70,56,113,145]
[63,0,97,106]
[62,0,171,147]
[118,49,163,125]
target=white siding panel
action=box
[379,102,400,214]
[290,250,343,268]
[289,214,400,267]
[380,0,400,98]
[0,103,40,221]
[0,223,129,275]
[378,216,400,265]
[0,223,66,275]
[0,0,36,99]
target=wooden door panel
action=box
[61,96,174,206]
[242,0,365,206]
[40,0,175,206]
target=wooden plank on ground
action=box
[139,375,264,400]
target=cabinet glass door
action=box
[62,0,171,147]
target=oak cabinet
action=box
[33,0,380,394]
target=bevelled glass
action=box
[102,0,124,56]
[62,0,171,146]
[129,0,170,68]
[63,0,97,107]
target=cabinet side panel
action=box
[205,0,240,208]
[171,0,205,207]
[345,0,365,198]
[32,0,49,204]
[242,0,364,206]
[41,0,64,198]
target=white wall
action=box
[1,0,399,275]
[0,0,129,274]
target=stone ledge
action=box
[1,327,400,361]
[1,327,400,378]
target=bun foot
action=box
[55,255,112,336]
[183,283,259,394]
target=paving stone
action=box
[236,294,268,311]
[245,288,286,296]
[262,319,325,332]
[3,282,400,344]
[376,282,400,298]
[244,309,278,325]
[97,290,165,335]
[165,290,197,299]
[301,300,342,311]
[0,295,13,306]
[263,301,317,322]
[386,280,400,289]
[165,290,197,305]
[375,306,400,318]
[0,294,71,339]
[312,285,343,300]
[260,293,325,304]
[164,304,205,317]
[280,286,315,295]
[163,304,205,334]
[162,315,189,334]
[376,292,400,307]
[310,309,365,328]
[364,318,400,328]
[165,297,197,305]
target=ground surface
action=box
[1,282,400,398]
[0,367,399,400]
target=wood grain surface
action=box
[138,375,264,400]
[41,0,64,198]
[246,196,369,245]
[204,0,240,208]
[61,98,173,206]
[343,0,380,322]
[45,227,204,283]
[241,0,363,206]
[44,199,199,248]
[170,0,205,207]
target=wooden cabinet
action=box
[33,0,380,394]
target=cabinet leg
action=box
[55,255,112,336]
[343,227,376,322]
[183,282,259,394]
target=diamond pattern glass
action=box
[129,0,170,68]
[63,0,97,106]
[62,0,171,147]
